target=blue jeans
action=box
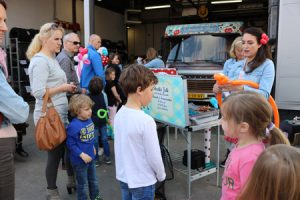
[72,161,100,200]
[94,128,100,161]
[119,181,155,200]
[95,126,110,158]
[100,125,110,157]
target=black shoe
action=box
[220,159,226,168]
[104,157,112,165]
[66,184,76,194]
[16,145,29,157]
[95,160,101,167]
[220,149,230,168]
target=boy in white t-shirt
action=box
[114,64,166,200]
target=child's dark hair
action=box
[221,91,289,145]
[119,64,158,96]
[0,0,7,9]
[243,27,272,73]
[108,53,121,64]
[69,94,94,117]
[88,77,103,95]
[238,144,300,200]
[105,67,115,79]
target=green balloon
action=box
[97,109,107,119]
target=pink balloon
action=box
[83,60,90,65]
[78,53,83,60]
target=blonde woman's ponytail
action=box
[26,33,42,60]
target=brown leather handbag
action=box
[35,89,66,150]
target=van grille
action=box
[187,79,216,93]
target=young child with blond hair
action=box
[67,94,102,200]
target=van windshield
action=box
[167,35,231,65]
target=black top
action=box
[89,93,107,128]
[105,80,118,107]
[107,64,122,83]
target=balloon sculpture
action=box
[74,47,91,82]
[214,73,279,127]
[97,109,114,139]
[97,46,109,67]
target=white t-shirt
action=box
[114,106,166,188]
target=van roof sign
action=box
[164,21,243,37]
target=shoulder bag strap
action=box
[41,89,50,117]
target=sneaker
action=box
[98,148,104,156]
[95,160,101,167]
[220,159,226,168]
[103,157,111,165]
[220,149,230,168]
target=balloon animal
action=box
[74,47,90,82]
[214,73,279,127]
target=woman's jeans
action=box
[0,138,15,200]
[72,160,99,200]
[119,181,155,200]
[94,127,110,159]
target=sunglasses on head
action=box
[46,23,61,32]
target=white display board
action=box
[143,74,190,128]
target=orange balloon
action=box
[214,73,279,127]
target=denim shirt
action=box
[223,58,245,80]
[0,66,29,128]
[144,58,165,68]
[241,59,275,99]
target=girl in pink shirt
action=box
[220,91,290,200]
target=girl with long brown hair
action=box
[238,144,300,200]
[220,91,289,200]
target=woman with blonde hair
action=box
[213,36,245,167]
[143,47,165,68]
[238,144,300,200]
[213,36,244,94]
[27,22,76,200]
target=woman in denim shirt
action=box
[214,28,274,167]
[213,36,244,95]
[0,1,29,199]
[218,27,274,99]
[214,36,245,167]
[143,47,165,68]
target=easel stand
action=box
[166,119,220,199]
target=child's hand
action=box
[80,152,92,163]
[94,147,96,155]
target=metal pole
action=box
[187,130,191,199]
[204,128,211,164]
[84,0,93,47]
[217,125,220,186]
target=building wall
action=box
[7,0,54,30]
[5,0,125,45]
[127,22,167,59]
[94,6,126,42]
[126,8,169,59]
[5,0,167,60]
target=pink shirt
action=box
[221,142,265,200]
